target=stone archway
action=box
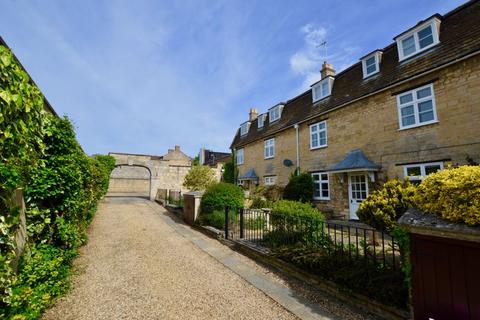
[108,164,152,199]
[107,149,192,201]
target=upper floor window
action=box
[312,172,330,200]
[396,83,438,130]
[404,162,443,184]
[240,122,250,136]
[310,121,327,149]
[395,18,441,61]
[264,176,276,186]
[264,138,275,159]
[236,148,244,165]
[361,51,382,78]
[257,114,266,129]
[269,104,284,123]
[312,77,333,103]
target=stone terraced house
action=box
[230,0,480,220]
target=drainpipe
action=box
[294,124,300,173]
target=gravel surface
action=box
[43,197,297,320]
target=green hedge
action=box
[200,182,244,213]
[0,44,115,319]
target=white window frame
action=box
[268,104,284,123]
[396,83,438,130]
[312,77,334,103]
[240,122,250,136]
[396,18,441,62]
[403,161,444,182]
[310,120,328,150]
[236,148,244,165]
[362,51,381,78]
[257,114,266,129]
[264,138,275,159]
[312,172,330,200]
[264,176,276,186]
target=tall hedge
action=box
[0,44,115,319]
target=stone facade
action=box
[236,54,480,219]
[108,146,192,200]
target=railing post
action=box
[239,208,245,239]
[224,206,229,239]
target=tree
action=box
[183,165,216,191]
[222,162,236,184]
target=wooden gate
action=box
[411,233,480,319]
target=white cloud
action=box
[289,23,360,93]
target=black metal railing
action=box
[224,207,400,269]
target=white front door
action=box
[348,173,369,220]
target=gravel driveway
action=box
[42,197,297,320]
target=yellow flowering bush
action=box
[416,165,480,226]
[357,179,417,232]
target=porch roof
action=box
[326,149,381,173]
[238,168,259,180]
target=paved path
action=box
[43,197,361,320]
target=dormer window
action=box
[395,17,441,61]
[312,77,333,103]
[361,51,382,78]
[240,122,250,136]
[257,114,266,129]
[268,104,284,123]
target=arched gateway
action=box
[107,146,192,200]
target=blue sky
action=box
[1,0,465,157]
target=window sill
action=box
[310,145,328,151]
[398,120,439,131]
[264,157,274,160]
[313,197,330,201]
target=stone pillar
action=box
[183,191,204,225]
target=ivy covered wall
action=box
[0,44,115,319]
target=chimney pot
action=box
[320,61,335,79]
[175,145,180,151]
[249,108,259,122]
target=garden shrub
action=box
[283,172,314,203]
[271,200,324,221]
[357,179,416,232]
[415,165,480,226]
[196,209,237,230]
[264,185,284,202]
[222,161,236,184]
[200,182,244,213]
[264,200,325,248]
[183,165,216,191]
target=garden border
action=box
[195,224,410,320]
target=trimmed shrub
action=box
[357,179,416,232]
[183,165,216,191]
[196,210,238,230]
[416,165,480,226]
[200,182,244,213]
[283,172,314,203]
[271,200,324,221]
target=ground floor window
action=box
[264,176,276,186]
[312,172,329,200]
[403,161,443,183]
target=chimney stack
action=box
[320,61,335,79]
[174,145,180,151]
[249,108,259,122]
